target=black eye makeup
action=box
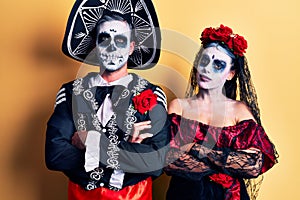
[213,59,227,71]
[199,53,228,73]
[97,33,128,48]
[198,52,230,73]
[114,35,128,48]
[199,54,210,67]
[97,33,111,47]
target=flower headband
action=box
[200,24,247,57]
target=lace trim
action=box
[190,144,263,178]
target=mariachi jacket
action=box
[45,72,170,190]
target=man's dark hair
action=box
[95,12,135,41]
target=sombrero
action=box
[62,0,161,69]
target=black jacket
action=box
[45,73,170,190]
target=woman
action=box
[164,25,278,200]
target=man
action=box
[45,0,169,199]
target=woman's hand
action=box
[179,142,196,153]
[129,121,153,143]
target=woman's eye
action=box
[199,55,210,67]
[213,60,226,70]
[214,65,222,70]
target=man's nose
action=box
[107,43,116,52]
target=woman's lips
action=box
[199,74,211,82]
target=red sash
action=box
[68,177,152,200]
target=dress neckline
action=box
[169,113,256,129]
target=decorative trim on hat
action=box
[62,0,161,69]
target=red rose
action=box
[201,25,233,47]
[211,24,233,42]
[132,89,157,114]
[200,27,214,42]
[233,34,247,56]
[209,173,234,188]
[200,24,248,57]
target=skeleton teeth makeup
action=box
[96,20,133,71]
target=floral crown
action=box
[200,24,247,57]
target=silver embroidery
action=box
[123,76,149,139]
[113,88,130,107]
[83,89,99,110]
[106,113,120,169]
[74,32,86,39]
[90,168,104,181]
[73,78,84,95]
[132,76,148,96]
[77,113,87,131]
[91,114,102,132]
[86,181,97,190]
[73,75,152,189]
[124,105,137,140]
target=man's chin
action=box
[104,64,122,72]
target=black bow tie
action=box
[94,85,130,109]
[94,86,115,104]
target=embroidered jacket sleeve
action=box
[99,86,170,177]
[45,82,90,185]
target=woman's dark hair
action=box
[186,41,261,125]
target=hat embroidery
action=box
[64,0,159,69]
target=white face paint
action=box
[96,20,133,71]
[196,46,234,90]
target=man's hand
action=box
[72,131,88,150]
[129,121,153,143]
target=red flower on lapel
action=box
[132,89,157,114]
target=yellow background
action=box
[0,0,299,199]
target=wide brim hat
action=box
[62,0,161,69]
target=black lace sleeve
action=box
[164,148,214,180]
[189,143,263,178]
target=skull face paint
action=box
[196,46,234,90]
[96,20,133,71]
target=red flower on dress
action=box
[209,173,241,200]
[132,89,157,114]
[209,173,234,188]
[200,24,247,57]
